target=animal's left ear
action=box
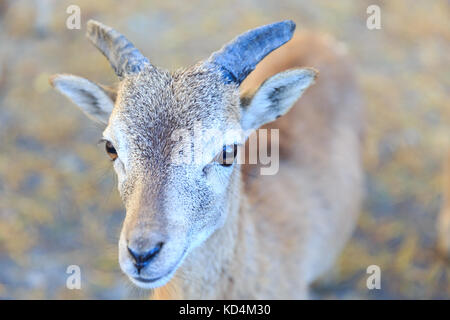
[240,68,317,131]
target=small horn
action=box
[86,20,150,78]
[209,20,296,84]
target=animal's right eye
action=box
[105,141,118,161]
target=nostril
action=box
[127,246,139,262]
[127,242,164,272]
[144,242,163,261]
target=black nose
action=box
[127,242,163,273]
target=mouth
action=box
[127,248,189,289]
[132,276,164,283]
[129,270,176,289]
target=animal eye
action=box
[216,144,237,167]
[105,141,118,161]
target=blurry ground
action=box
[0,0,449,299]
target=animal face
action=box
[50,20,316,289]
[105,65,243,288]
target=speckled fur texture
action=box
[51,27,364,299]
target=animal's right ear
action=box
[49,74,115,125]
[240,68,317,131]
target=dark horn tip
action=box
[275,20,296,41]
[284,20,296,33]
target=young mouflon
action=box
[50,19,364,299]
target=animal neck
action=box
[152,169,256,299]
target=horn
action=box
[208,20,296,84]
[86,20,150,78]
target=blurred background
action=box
[0,0,449,299]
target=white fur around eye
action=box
[113,157,127,187]
[203,163,233,194]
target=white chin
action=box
[128,272,174,290]
[125,249,189,290]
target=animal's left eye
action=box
[215,144,238,167]
[105,141,118,161]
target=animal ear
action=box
[49,74,115,124]
[240,68,317,131]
